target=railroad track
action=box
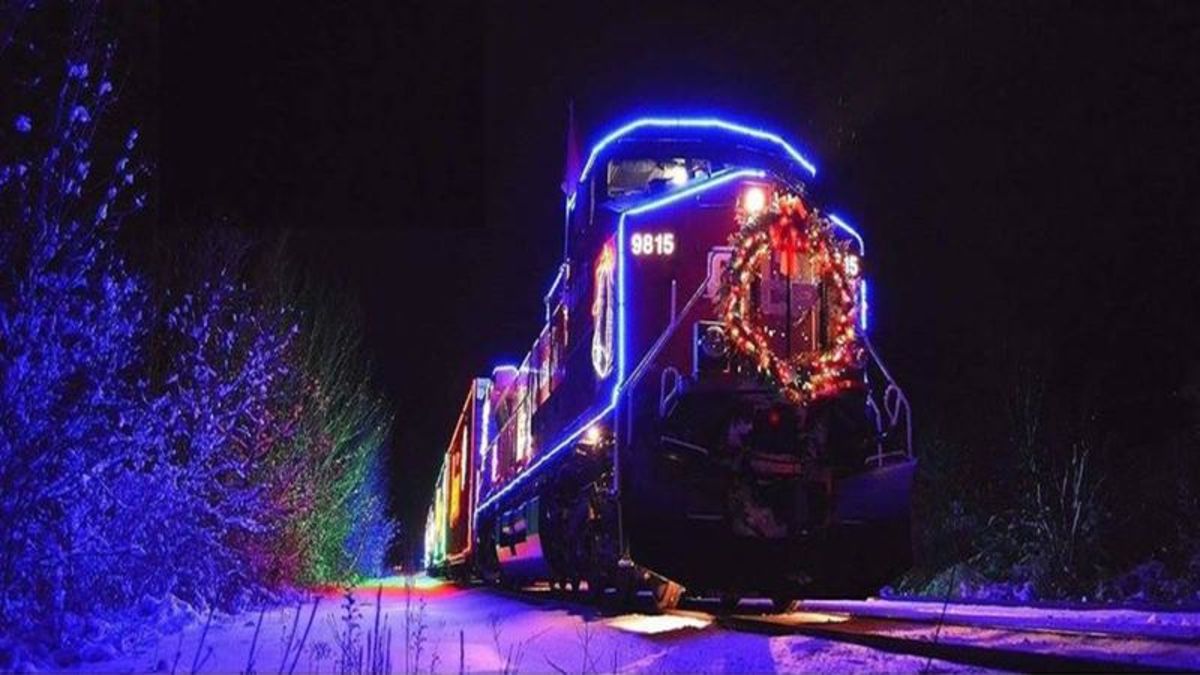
[484,583,1200,672]
[720,611,1194,673]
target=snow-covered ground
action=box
[56,578,977,673]
[801,598,1200,641]
[754,605,1200,671]
[46,576,1200,673]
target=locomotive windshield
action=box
[606,157,726,197]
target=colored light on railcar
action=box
[459,431,468,490]
[449,469,460,523]
[480,398,490,460]
[516,399,531,462]
[582,424,603,446]
[591,241,616,379]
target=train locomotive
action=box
[424,116,914,611]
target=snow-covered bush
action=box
[141,265,305,607]
[1010,439,1106,596]
[279,285,396,584]
[142,236,397,590]
[0,2,151,640]
[343,449,398,579]
[901,341,1113,602]
[1,5,396,656]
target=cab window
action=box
[605,158,724,198]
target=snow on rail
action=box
[798,598,1200,642]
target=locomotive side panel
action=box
[472,229,624,583]
[477,228,619,513]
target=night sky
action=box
[131,2,1199,557]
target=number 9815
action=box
[630,232,676,256]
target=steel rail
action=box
[473,584,1194,673]
[718,613,1192,673]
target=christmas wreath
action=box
[716,192,864,404]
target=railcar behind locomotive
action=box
[424,116,914,610]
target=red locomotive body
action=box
[425,117,914,609]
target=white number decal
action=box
[631,232,675,256]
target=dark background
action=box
[128,2,1200,562]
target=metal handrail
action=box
[624,273,713,393]
[659,366,683,417]
[863,335,913,466]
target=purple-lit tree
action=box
[141,260,306,607]
[273,280,396,583]
[143,234,397,591]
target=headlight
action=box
[582,424,603,446]
[741,186,767,214]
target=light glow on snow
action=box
[606,612,714,635]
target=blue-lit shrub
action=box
[0,7,151,638]
[0,6,395,654]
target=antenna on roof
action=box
[561,99,582,260]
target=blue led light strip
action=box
[827,213,868,331]
[475,169,764,515]
[860,280,870,331]
[479,396,491,460]
[828,214,864,255]
[576,117,818,191]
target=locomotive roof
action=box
[574,117,818,189]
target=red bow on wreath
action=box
[769,222,804,277]
[770,196,811,277]
[779,194,809,220]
